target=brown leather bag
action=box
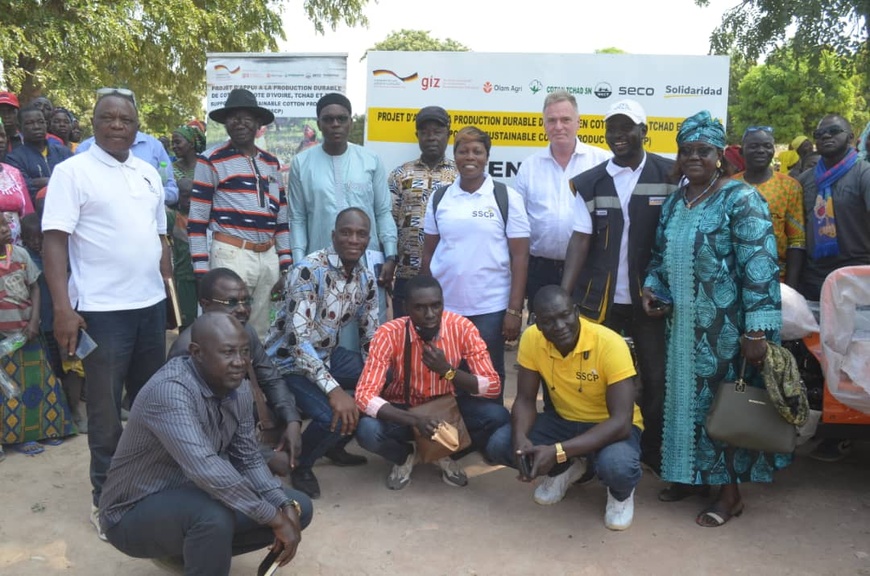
[402,320,471,463]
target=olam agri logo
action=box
[483,82,494,94]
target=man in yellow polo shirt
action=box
[490,285,642,530]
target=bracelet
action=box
[743,333,767,341]
[506,308,523,318]
[280,499,302,518]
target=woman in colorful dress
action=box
[642,111,787,527]
[0,119,35,245]
[0,214,75,461]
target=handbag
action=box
[705,358,797,454]
[402,320,471,463]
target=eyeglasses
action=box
[742,125,773,139]
[209,296,254,308]
[812,125,846,140]
[677,145,718,158]
[96,87,137,108]
[320,114,349,125]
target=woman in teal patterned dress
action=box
[642,111,789,527]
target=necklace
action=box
[682,172,720,209]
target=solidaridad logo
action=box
[594,82,613,99]
[529,79,543,95]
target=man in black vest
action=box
[561,99,677,475]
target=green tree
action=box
[724,53,754,143]
[728,47,867,141]
[362,29,470,61]
[348,113,365,145]
[696,0,869,59]
[0,0,371,134]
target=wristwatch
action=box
[506,308,523,318]
[280,499,302,518]
[554,442,567,464]
[442,366,457,380]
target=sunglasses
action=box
[743,125,773,139]
[210,296,254,308]
[96,87,137,107]
[812,125,846,140]
[677,145,718,158]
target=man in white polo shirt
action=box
[42,91,170,541]
[514,90,612,321]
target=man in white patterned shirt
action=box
[514,90,612,320]
[266,207,378,499]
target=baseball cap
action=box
[0,92,20,109]
[604,99,646,125]
[416,106,450,129]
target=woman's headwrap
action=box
[778,150,800,173]
[676,110,726,149]
[175,125,206,154]
[723,145,745,173]
[791,135,809,151]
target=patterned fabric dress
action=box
[644,179,789,485]
[1,335,75,444]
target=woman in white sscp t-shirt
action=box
[421,126,530,403]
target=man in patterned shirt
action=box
[388,106,457,317]
[266,207,378,498]
[189,89,291,339]
[355,275,509,490]
[734,126,805,287]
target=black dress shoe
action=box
[291,467,321,499]
[325,447,368,467]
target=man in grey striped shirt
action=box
[99,312,312,575]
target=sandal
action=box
[696,501,744,527]
[12,441,45,456]
[658,483,711,502]
[38,438,64,447]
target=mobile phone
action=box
[257,550,280,576]
[75,329,98,360]
[518,452,534,479]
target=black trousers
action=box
[526,256,565,317]
[603,303,667,465]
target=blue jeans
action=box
[356,395,511,464]
[81,302,166,506]
[489,410,642,500]
[463,310,506,404]
[282,346,363,469]
[106,485,312,576]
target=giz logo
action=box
[421,76,441,90]
[483,82,493,93]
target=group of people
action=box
[1,80,868,575]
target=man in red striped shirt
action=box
[354,275,510,490]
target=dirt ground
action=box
[2,349,870,576]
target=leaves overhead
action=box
[362,29,470,61]
[697,0,869,59]
[0,0,370,135]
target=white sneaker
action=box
[604,488,635,531]
[386,444,416,490]
[90,504,107,541]
[533,458,587,505]
[437,457,468,487]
